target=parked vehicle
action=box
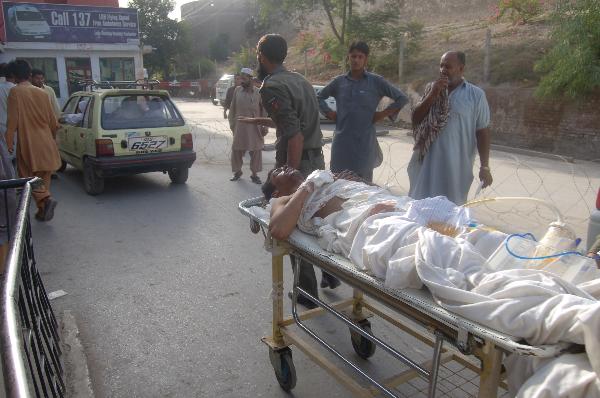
[213,74,235,106]
[57,86,196,195]
[313,85,337,122]
[157,80,213,98]
[7,4,51,38]
[588,188,600,251]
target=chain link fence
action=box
[189,120,599,246]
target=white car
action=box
[587,188,600,251]
[213,74,235,106]
[7,5,51,38]
[313,85,336,122]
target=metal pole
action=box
[398,35,405,83]
[304,50,308,77]
[483,28,491,83]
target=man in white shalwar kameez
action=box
[408,51,493,205]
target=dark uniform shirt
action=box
[223,85,236,110]
[260,66,324,176]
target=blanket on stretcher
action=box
[289,170,600,398]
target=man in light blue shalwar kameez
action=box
[408,51,493,205]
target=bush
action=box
[534,0,600,98]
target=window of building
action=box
[17,57,59,95]
[100,58,135,82]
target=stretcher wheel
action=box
[350,320,376,359]
[268,347,297,392]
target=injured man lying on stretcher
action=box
[263,167,600,398]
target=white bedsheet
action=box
[289,171,600,397]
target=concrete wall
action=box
[484,87,600,161]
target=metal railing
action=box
[0,178,65,397]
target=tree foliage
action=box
[257,0,360,45]
[209,33,231,62]
[534,0,600,98]
[128,0,185,78]
[491,0,544,24]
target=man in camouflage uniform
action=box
[239,34,339,307]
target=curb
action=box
[61,310,94,398]
[491,144,575,163]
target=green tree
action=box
[257,0,359,45]
[209,33,231,62]
[534,0,600,98]
[129,0,180,78]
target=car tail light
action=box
[596,188,600,210]
[95,139,114,157]
[181,133,193,151]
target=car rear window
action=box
[101,94,185,130]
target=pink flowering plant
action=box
[493,0,544,24]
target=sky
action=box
[118,0,195,21]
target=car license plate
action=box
[128,136,168,153]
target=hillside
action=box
[283,4,553,92]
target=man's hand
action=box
[7,146,13,154]
[479,167,493,188]
[431,75,449,97]
[372,108,399,123]
[335,170,362,182]
[237,116,258,124]
[326,111,337,121]
[238,116,276,128]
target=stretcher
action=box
[239,197,577,398]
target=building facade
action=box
[0,0,142,105]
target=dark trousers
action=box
[290,255,318,296]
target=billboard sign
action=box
[2,2,139,44]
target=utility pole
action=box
[483,28,491,84]
[398,34,405,83]
[304,50,308,77]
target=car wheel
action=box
[168,166,189,184]
[83,159,104,195]
[57,159,67,173]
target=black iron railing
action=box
[0,178,65,397]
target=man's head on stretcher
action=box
[263,167,471,242]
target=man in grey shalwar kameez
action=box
[408,51,492,205]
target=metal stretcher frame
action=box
[239,197,577,398]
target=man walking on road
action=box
[228,68,267,184]
[6,60,60,222]
[223,74,241,119]
[31,69,61,118]
[408,51,492,205]
[240,33,338,306]
[318,41,409,181]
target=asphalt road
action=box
[32,99,599,397]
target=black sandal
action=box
[230,171,242,181]
[250,175,262,184]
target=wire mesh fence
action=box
[189,120,599,246]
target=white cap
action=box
[240,67,253,76]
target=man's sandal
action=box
[230,171,242,181]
